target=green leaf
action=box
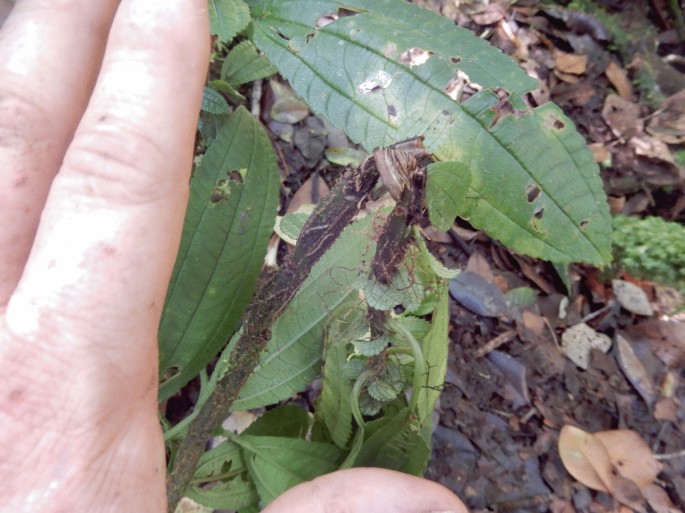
[243,404,309,438]
[233,213,378,409]
[202,86,231,115]
[415,283,449,424]
[426,161,471,232]
[187,441,258,511]
[247,0,612,265]
[222,40,278,85]
[317,333,354,448]
[210,0,251,42]
[353,406,431,475]
[158,107,280,401]
[236,435,344,504]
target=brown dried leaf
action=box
[605,60,633,99]
[558,425,613,492]
[602,94,643,139]
[653,397,677,422]
[594,430,663,489]
[615,334,656,407]
[609,474,647,513]
[638,320,685,368]
[646,89,685,144]
[465,252,495,282]
[588,142,611,164]
[612,280,653,316]
[642,484,681,513]
[287,174,330,213]
[472,3,506,25]
[555,51,588,75]
[629,135,685,185]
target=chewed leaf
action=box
[158,107,279,401]
[247,0,612,265]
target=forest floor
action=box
[257,1,685,512]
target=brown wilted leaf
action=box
[642,484,681,513]
[629,135,685,185]
[594,430,663,489]
[646,88,685,144]
[287,173,330,213]
[605,60,633,99]
[602,94,643,139]
[615,334,656,407]
[554,51,588,75]
[558,425,613,492]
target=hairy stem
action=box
[166,158,380,511]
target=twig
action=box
[474,329,517,358]
[654,448,685,460]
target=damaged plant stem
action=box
[166,137,429,511]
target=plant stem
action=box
[166,157,380,512]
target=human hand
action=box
[0,1,209,511]
[0,2,468,513]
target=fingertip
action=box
[263,467,469,513]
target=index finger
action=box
[5,0,209,390]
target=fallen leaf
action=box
[555,51,588,75]
[287,173,330,213]
[449,271,509,317]
[588,142,612,163]
[609,474,647,513]
[594,430,663,489]
[646,88,685,144]
[615,333,656,406]
[653,397,677,422]
[612,280,653,316]
[602,94,643,139]
[558,425,613,492]
[629,135,685,185]
[561,322,612,369]
[642,484,681,513]
[486,349,530,408]
[605,60,633,99]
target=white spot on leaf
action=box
[357,70,393,94]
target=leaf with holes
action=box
[158,107,280,401]
[246,0,611,265]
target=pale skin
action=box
[0,1,469,512]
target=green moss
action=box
[612,215,685,292]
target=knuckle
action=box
[63,118,173,205]
[0,88,53,149]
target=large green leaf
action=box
[247,0,611,265]
[159,107,280,401]
[232,214,377,409]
